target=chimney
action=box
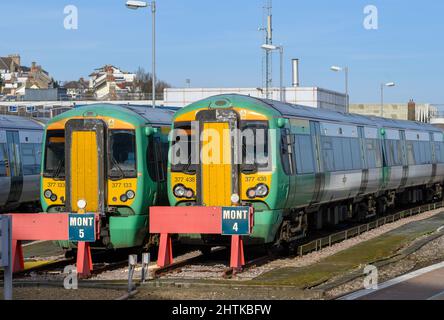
[8,54,20,67]
[292,59,300,87]
[408,99,416,121]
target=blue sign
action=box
[221,206,251,235]
[68,214,96,242]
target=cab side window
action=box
[280,129,295,175]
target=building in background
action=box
[23,88,68,101]
[89,65,136,100]
[164,87,347,111]
[0,54,21,96]
[349,100,436,123]
[0,54,52,97]
[63,78,90,99]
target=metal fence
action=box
[2,92,165,103]
[298,201,444,257]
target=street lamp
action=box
[261,44,284,102]
[380,82,396,117]
[330,65,349,113]
[126,0,156,108]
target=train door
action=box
[65,119,106,213]
[357,127,369,195]
[310,121,324,204]
[399,130,409,188]
[429,132,437,184]
[5,131,23,204]
[0,131,10,207]
[196,110,239,206]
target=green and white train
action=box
[168,94,444,248]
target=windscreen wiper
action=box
[54,158,65,178]
[109,156,125,179]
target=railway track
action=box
[151,200,444,281]
[5,200,444,284]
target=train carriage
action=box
[41,104,174,250]
[0,115,44,212]
[168,94,444,248]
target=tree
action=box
[133,67,171,99]
[51,77,60,89]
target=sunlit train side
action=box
[41,104,174,250]
[0,115,44,212]
[168,94,444,250]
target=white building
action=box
[164,87,347,111]
[89,65,136,100]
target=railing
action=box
[297,201,444,256]
[1,92,165,102]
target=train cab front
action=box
[169,97,279,247]
[41,113,142,250]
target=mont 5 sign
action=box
[68,214,96,242]
[221,207,251,236]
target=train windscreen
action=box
[44,130,65,179]
[108,130,137,179]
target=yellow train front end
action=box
[41,105,163,250]
[168,95,281,246]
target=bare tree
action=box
[133,67,171,99]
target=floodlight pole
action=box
[126,1,156,108]
[151,1,156,108]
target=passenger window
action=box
[21,143,40,175]
[435,142,444,163]
[294,134,315,174]
[321,136,335,172]
[350,138,362,170]
[366,139,382,168]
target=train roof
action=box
[188,94,441,133]
[0,114,45,130]
[124,105,177,125]
[50,104,175,126]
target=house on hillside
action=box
[89,65,135,100]
[0,54,52,97]
[63,78,90,99]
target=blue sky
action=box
[1,0,443,103]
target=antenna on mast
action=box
[259,0,273,99]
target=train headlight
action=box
[44,189,53,199]
[247,184,269,199]
[120,194,128,202]
[126,190,135,200]
[173,185,186,198]
[50,194,58,202]
[255,184,269,197]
